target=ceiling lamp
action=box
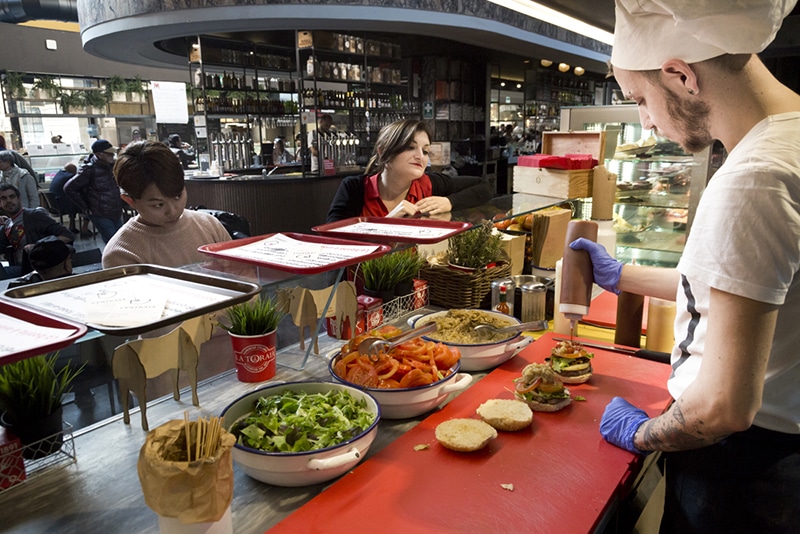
[574,66,585,76]
[516,83,522,89]
[500,81,506,87]
[558,63,570,73]
[540,59,553,67]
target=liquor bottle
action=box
[495,285,510,315]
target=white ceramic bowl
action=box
[220,381,380,487]
[328,358,472,419]
[408,310,534,371]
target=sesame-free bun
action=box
[435,419,498,452]
[519,395,573,412]
[559,372,592,384]
[476,399,533,431]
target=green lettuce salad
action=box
[231,389,376,453]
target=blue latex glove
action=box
[600,397,651,455]
[569,237,623,294]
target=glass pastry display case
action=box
[560,104,720,267]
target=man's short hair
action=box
[0,150,16,164]
[0,183,21,197]
[114,140,185,199]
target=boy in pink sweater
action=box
[102,141,231,268]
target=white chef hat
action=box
[612,0,798,71]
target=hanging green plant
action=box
[4,72,27,99]
[104,75,127,99]
[83,89,108,109]
[33,75,61,99]
[59,90,85,113]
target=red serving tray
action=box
[269,332,672,533]
[312,216,472,244]
[0,299,88,366]
[198,232,392,274]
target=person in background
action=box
[294,132,307,164]
[272,137,293,165]
[0,183,74,279]
[571,1,800,531]
[51,135,63,144]
[326,119,491,222]
[49,162,85,234]
[167,133,196,170]
[0,134,36,178]
[64,139,125,243]
[7,237,74,288]
[102,140,230,268]
[0,150,39,210]
[308,113,333,173]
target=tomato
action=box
[377,358,399,380]
[514,377,541,394]
[333,359,348,380]
[434,345,460,369]
[399,369,434,388]
[346,364,379,388]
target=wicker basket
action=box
[418,262,512,309]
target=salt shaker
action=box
[520,282,546,323]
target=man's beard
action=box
[662,86,713,154]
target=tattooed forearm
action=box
[635,399,731,452]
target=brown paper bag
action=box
[499,232,527,276]
[138,420,236,523]
[531,208,572,269]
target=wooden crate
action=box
[512,166,593,198]
[513,131,605,199]
[542,131,606,160]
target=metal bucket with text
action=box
[228,330,277,382]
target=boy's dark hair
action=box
[114,140,184,199]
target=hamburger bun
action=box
[520,394,572,412]
[476,399,533,431]
[513,363,572,412]
[549,340,593,384]
[559,372,592,384]
[435,418,498,452]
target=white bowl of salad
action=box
[220,381,380,487]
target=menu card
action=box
[0,314,77,358]
[326,221,453,240]
[15,273,239,327]
[211,233,381,270]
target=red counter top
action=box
[269,332,672,534]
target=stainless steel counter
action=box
[0,327,483,533]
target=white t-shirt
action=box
[673,112,800,433]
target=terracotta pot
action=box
[229,330,277,382]
[1,405,64,460]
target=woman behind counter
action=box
[326,119,492,222]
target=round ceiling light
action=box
[558,63,570,73]
[540,59,553,67]
[574,66,585,76]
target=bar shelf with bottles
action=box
[188,34,302,171]
[298,30,414,167]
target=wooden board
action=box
[269,332,671,534]
[542,130,606,161]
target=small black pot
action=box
[0,405,64,460]
[362,287,395,304]
[394,280,414,298]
